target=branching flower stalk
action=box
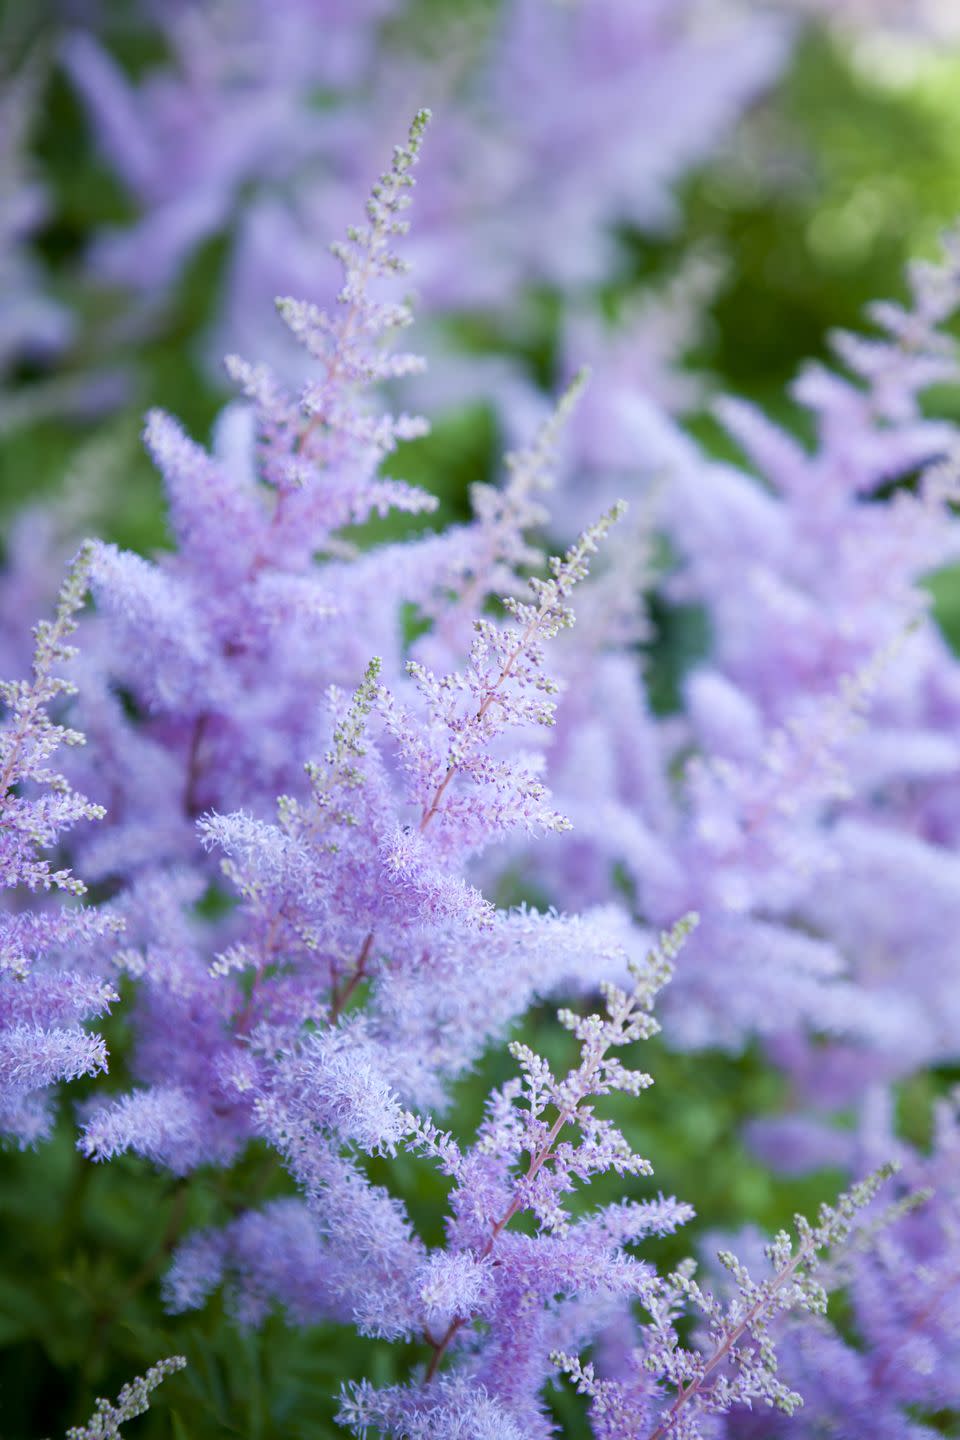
[0,542,98,832]
[409,500,627,844]
[419,366,591,664]
[419,915,697,1382]
[63,1357,186,1440]
[551,1167,898,1440]
[227,106,433,525]
[1,544,119,1143]
[644,1165,897,1438]
[327,502,627,1019]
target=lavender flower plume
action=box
[339,918,698,1439]
[63,1356,186,1440]
[224,106,433,527]
[554,1165,897,1440]
[389,501,627,852]
[726,1092,960,1438]
[71,110,438,897]
[0,545,118,1143]
[514,225,960,1070]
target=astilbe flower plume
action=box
[515,227,960,1071]
[64,114,648,1186]
[82,490,630,1173]
[554,1164,897,1440]
[786,1096,960,1437]
[664,238,960,1110]
[67,107,437,899]
[63,1356,186,1440]
[224,104,432,516]
[339,917,697,1439]
[496,227,960,1435]
[0,545,119,1143]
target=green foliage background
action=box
[2,7,960,1437]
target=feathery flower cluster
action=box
[487,207,960,1439]
[522,226,960,1063]
[63,1356,186,1440]
[225,105,432,510]
[0,545,118,1144]
[717,1091,960,1438]
[555,1163,896,1440]
[326,918,690,1437]
[60,120,653,1220]
[58,111,438,908]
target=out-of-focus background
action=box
[2,1,960,1435]
[4,0,960,544]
